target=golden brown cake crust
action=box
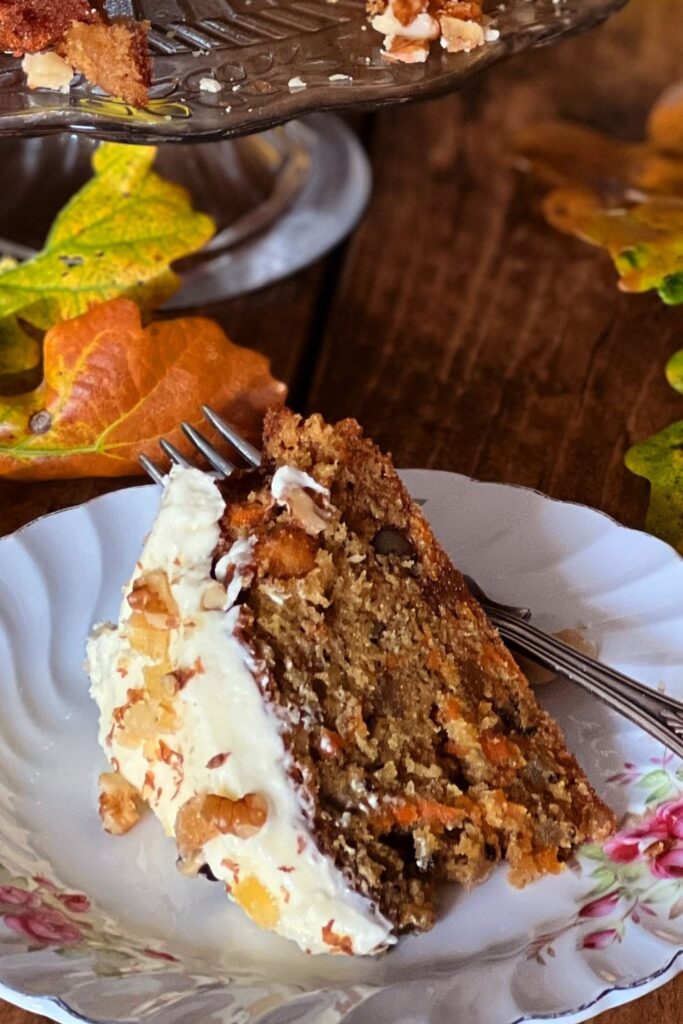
[0,1,151,107]
[214,409,615,933]
[61,20,151,107]
[0,0,98,54]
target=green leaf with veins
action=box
[0,143,214,333]
[625,346,683,554]
[638,769,671,790]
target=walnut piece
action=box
[201,580,228,610]
[175,792,268,863]
[204,792,268,839]
[127,569,180,629]
[439,14,485,52]
[385,36,430,62]
[98,771,142,835]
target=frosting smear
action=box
[87,465,393,956]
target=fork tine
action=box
[181,422,236,477]
[159,439,192,468]
[463,575,532,622]
[139,453,166,485]
[202,406,262,467]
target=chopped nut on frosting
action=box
[176,792,268,866]
[127,569,179,629]
[98,771,142,835]
[384,36,431,62]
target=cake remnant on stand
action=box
[368,0,499,63]
[0,0,151,105]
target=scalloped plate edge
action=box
[0,470,681,1024]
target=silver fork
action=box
[140,407,683,761]
[464,577,683,759]
[139,405,262,485]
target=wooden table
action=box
[1,0,681,1019]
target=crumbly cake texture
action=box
[368,0,498,64]
[60,20,151,108]
[87,409,614,954]
[216,410,614,932]
[0,0,98,53]
[0,0,151,106]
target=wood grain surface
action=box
[0,0,681,1019]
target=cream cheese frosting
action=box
[270,465,331,535]
[87,465,394,956]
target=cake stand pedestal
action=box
[0,113,371,305]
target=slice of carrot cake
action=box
[86,409,614,956]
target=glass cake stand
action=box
[0,116,371,305]
[0,0,627,301]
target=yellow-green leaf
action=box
[625,356,683,554]
[625,345,683,553]
[0,317,40,376]
[625,424,683,553]
[511,81,683,304]
[666,347,683,393]
[0,143,214,331]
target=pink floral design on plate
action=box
[3,755,683,977]
[0,885,42,909]
[57,892,91,913]
[0,867,179,974]
[4,908,83,945]
[603,797,683,877]
[527,751,683,964]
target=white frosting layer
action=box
[271,465,331,535]
[87,465,393,956]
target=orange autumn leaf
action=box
[513,82,683,552]
[0,298,286,480]
[511,81,683,303]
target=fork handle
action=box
[487,607,683,760]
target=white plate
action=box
[0,471,682,1024]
